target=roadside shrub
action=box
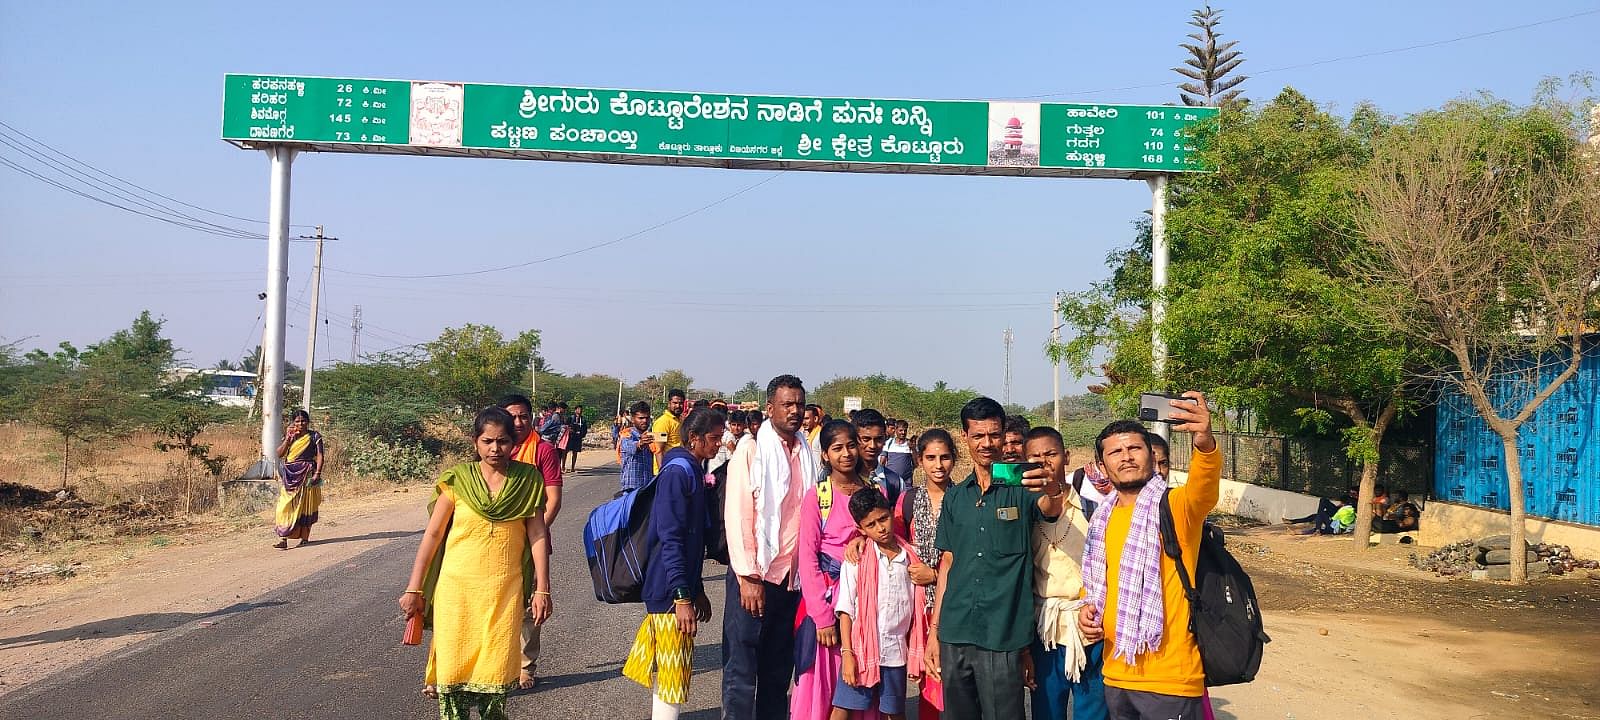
[341,434,438,483]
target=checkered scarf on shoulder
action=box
[1081,472,1168,665]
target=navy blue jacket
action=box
[643,447,708,613]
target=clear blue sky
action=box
[1,1,1595,407]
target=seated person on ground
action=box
[1374,491,1420,533]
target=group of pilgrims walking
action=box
[267,372,1223,720]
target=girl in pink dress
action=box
[792,420,889,720]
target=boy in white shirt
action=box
[834,487,926,720]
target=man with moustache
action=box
[1078,393,1222,720]
[498,394,565,690]
[721,375,819,719]
[925,396,1069,719]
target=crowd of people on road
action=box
[384,371,1226,720]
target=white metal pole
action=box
[301,226,323,411]
[1148,174,1171,442]
[616,378,624,418]
[1052,291,1061,430]
[261,146,295,466]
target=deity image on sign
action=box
[986,101,1041,167]
[410,82,464,147]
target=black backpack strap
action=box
[898,484,919,534]
[1158,489,1201,631]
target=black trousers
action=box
[720,569,799,720]
[941,642,1026,720]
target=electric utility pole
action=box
[350,305,363,361]
[1052,292,1062,429]
[298,225,335,410]
[1003,327,1014,407]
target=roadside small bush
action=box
[342,434,438,483]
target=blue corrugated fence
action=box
[1434,336,1599,526]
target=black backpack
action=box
[1157,490,1270,686]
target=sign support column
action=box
[261,146,296,468]
[1148,174,1170,441]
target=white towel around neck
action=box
[753,418,817,577]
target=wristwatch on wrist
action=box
[672,586,693,602]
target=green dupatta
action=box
[421,460,546,627]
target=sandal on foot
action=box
[273,539,288,550]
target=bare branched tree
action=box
[1176,5,1247,107]
[1351,110,1600,583]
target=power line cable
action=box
[0,134,267,238]
[328,172,785,279]
[0,119,313,228]
[0,154,268,239]
[1016,8,1600,100]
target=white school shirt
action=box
[833,543,914,667]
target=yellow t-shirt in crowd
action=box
[651,411,682,473]
[1101,445,1222,698]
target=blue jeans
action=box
[720,569,799,720]
[1029,639,1107,720]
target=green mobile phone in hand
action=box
[991,462,1040,486]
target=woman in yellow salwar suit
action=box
[400,407,554,720]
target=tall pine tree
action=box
[1176,5,1247,106]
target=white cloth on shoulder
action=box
[753,419,816,577]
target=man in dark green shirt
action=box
[927,397,1069,718]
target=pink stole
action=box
[849,539,927,688]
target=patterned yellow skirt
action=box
[621,613,694,704]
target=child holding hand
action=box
[833,487,927,720]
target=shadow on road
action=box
[302,530,420,547]
[0,601,288,649]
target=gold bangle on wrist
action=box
[403,589,424,595]
[673,598,694,605]
[532,590,552,596]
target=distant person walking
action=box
[563,405,590,472]
[653,390,687,473]
[273,409,324,550]
[399,407,553,720]
[620,401,657,494]
[881,420,915,482]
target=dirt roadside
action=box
[1215,526,1600,720]
[0,455,617,696]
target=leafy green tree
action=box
[1350,87,1600,582]
[732,380,763,403]
[810,375,976,427]
[315,349,444,441]
[540,373,627,416]
[421,325,542,411]
[24,365,135,487]
[1176,5,1247,107]
[1053,88,1437,542]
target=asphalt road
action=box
[0,465,728,720]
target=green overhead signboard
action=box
[222,74,1217,174]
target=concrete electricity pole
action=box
[1052,292,1062,429]
[1003,327,1014,407]
[298,225,335,411]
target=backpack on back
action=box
[582,456,694,604]
[1157,490,1270,686]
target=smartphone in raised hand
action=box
[991,462,1042,486]
[1138,392,1196,424]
